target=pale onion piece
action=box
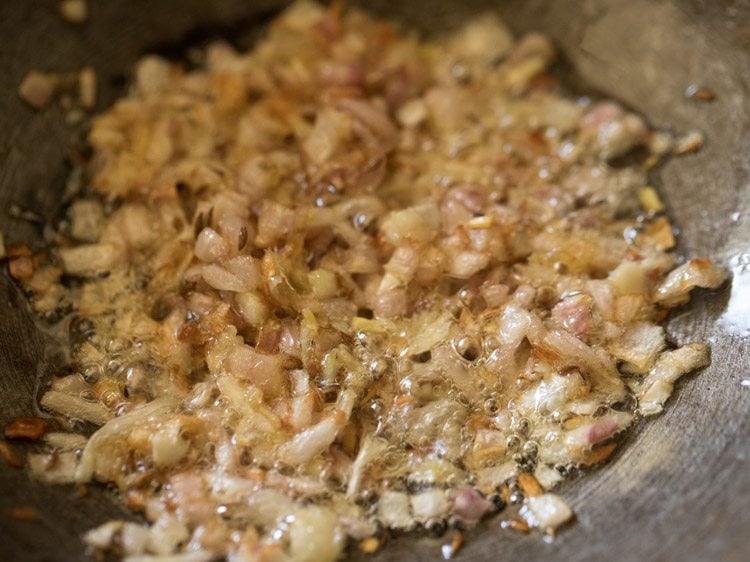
[551,294,598,341]
[504,56,548,90]
[289,393,315,432]
[336,98,398,142]
[476,462,517,494]
[205,326,241,374]
[308,268,339,299]
[235,403,283,441]
[380,204,439,246]
[277,0,326,30]
[564,411,633,453]
[151,419,190,468]
[534,463,564,490]
[238,153,282,200]
[430,347,484,406]
[373,286,407,318]
[215,373,263,417]
[407,309,453,355]
[28,451,77,484]
[347,435,389,498]
[351,316,396,335]
[235,291,270,327]
[609,321,666,373]
[608,261,648,295]
[497,303,539,347]
[567,397,603,417]
[519,372,586,414]
[114,204,156,249]
[265,471,329,499]
[289,506,345,562]
[119,524,152,556]
[407,457,466,487]
[40,390,113,426]
[303,108,351,164]
[467,215,494,229]
[44,432,87,450]
[255,200,296,248]
[449,12,514,61]
[245,489,298,527]
[135,56,172,96]
[541,329,626,398]
[639,344,710,416]
[194,228,229,262]
[279,412,344,466]
[147,515,191,556]
[84,521,125,549]
[59,244,118,277]
[69,199,105,242]
[207,471,259,502]
[397,98,428,127]
[383,245,420,286]
[654,259,726,307]
[598,114,648,160]
[76,398,177,483]
[378,491,414,530]
[224,344,286,399]
[18,71,56,109]
[586,279,615,321]
[290,369,312,397]
[411,490,449,523]
[521,493,573,530]
[124,551,217,562]
[200,264,247,292]
[52,373,90,394]
[340,516,378,541]
[59,0,88,23]
[448,250,490,279]
[85,521,150,556]
[79,66,97,109]
[480,283,509,308]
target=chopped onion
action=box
[521,493,573,530]
[40,390,112,426]
[654,259,726,307]
[289,506,345,562]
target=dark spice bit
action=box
[501,517,531,533]
[7,507,39,521]
[441,531,464,560]
[4,416,51,441]
[685,84,716,102]
[0,440,23,468]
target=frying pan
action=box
[1,1,748,560]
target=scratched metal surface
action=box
[0,1,748,561]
